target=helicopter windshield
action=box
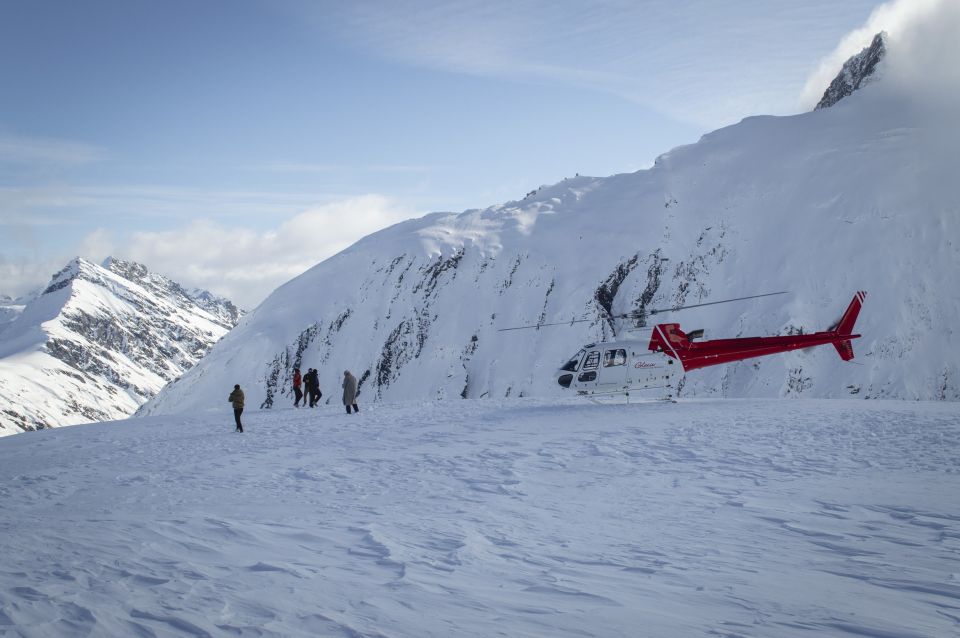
[560,349,586,372]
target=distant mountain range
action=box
[140,33,958,418]
[0,257,242,436]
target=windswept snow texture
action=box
[1,399,958,636]
[143,82,959,418]
[0,257,242,436]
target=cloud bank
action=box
[99,195,416,310]
[0,195,417,311]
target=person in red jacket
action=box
[293,368,303,407]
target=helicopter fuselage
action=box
[556,341,680,397]
[557,292,866,399]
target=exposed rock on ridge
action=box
[816,32,887,109]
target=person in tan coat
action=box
[342,370,359,414]
[228,384,244,432]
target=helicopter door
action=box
[597,348,628,391]
[575,350,601,390]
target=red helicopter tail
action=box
[830,291,866,361]
[648,291,867,371]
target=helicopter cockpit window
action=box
[603,349,627,367]
[582,351,601,370]
[560,349,586,372]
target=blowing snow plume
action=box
[802,0,960,110]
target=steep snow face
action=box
[142,86,959,418]
[0,257,243,436]
[816,32,887,110]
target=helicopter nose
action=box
[557,373,573,388]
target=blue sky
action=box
[0,0,893,307]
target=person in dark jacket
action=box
[311,370,322,406]
[302,369,312,407]
[305,368,321,407]
[228,384,244,432]
[342,370,359,414]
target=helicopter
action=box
[500,291,866,399]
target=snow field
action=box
[0,398,958,637]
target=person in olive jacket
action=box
[228,384,244,432]
[342,370,359,414]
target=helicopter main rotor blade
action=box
[497,318,594,332]
[499,291,789,331]
[639,290,789,317]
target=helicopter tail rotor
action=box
[830,291,866,361]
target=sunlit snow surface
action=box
[1,398,958,637]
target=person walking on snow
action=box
[305,368,320,407]
[310,370,322,406]
[293,368,303,407]
[228,384,245,432]
[342,370,359,414]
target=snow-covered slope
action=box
[0,257,242,436]
[1,397,958,636]
[142,67,958,417]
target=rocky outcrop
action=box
[816,32,887,110]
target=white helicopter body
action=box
[556,337,680,398]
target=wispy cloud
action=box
[255,162,435,175]
[0,183,357,226]
[0,134,107,166]
[366,164,435,174]
[297,0,881,127]
[258,162,340,174]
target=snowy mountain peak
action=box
[101,255,149,281]
[815,32,887,110]
[99,256,243,328]
[0,258,244,436]
[41,256,89,295]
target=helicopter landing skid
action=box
[583,392,676,405]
